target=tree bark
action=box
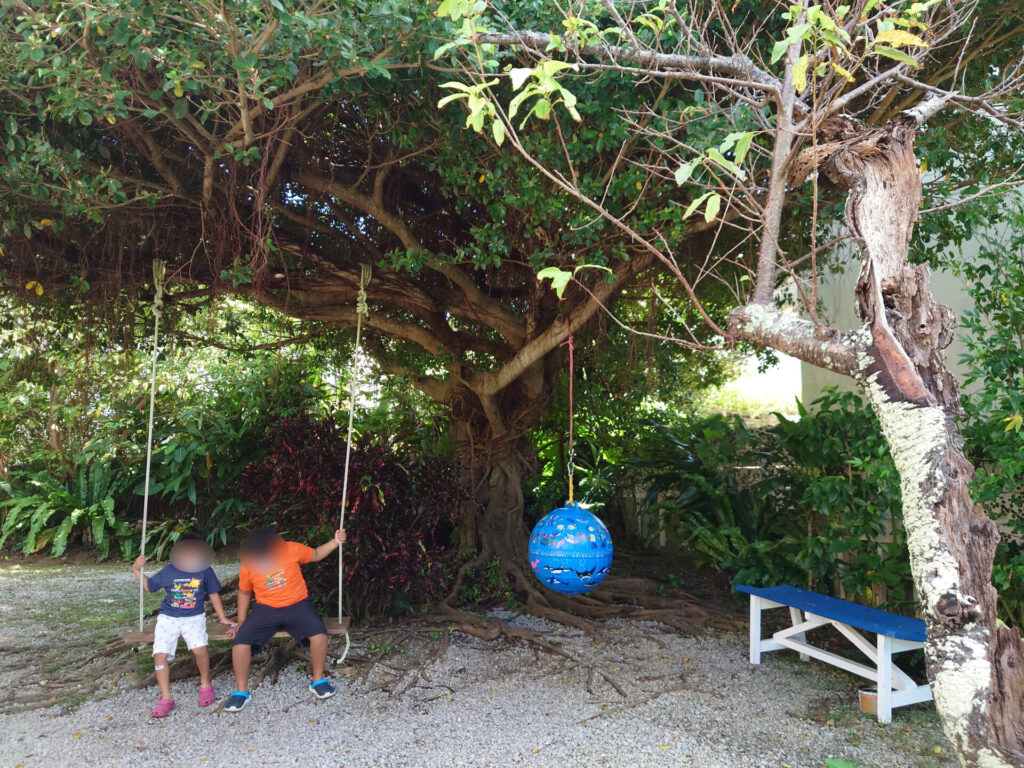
[450,385,540,565]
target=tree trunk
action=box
[834,115,1024,766]
[448,386,539,572]
[731,113,1024,764]
[739,114,1024,765]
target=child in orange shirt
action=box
[224,527,345,712]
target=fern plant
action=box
[0,459,134,559]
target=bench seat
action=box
[736,584,931,723]
[123,616,350,643]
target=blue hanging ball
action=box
[529,501,613,595]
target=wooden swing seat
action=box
[123,616,350,644]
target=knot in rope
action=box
[356,263,371,318]
[151,259,166,316]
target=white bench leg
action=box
[876,634,893,724]
[789,607,809,661]
[750,596,762,664]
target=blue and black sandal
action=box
[224,691,251,712]
[309,678,335,699]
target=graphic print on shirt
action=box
[168,576,203,611]
[263,569,288,592]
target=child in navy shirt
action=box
[132,534,233,718]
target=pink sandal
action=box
[198,686,216,707]
[150,699,175,718]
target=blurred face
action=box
[169,539,214,573]
[242,535,286,574]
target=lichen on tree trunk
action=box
[822,114,1024,766]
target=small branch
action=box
[475,30,783,95]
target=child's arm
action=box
[131,555,151,592]
[227,590,252,638]
[208,592,234,626]
[310,529,346,562]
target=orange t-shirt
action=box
[239,541,314,608]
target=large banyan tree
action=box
[0,1,736,627]
[433,0,1024,764]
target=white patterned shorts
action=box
[152,613,209,660]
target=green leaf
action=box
[172,98,188,119]
[682,192,713,220]
[873,45,922,67]
[79,111,94,126]
[674,158,700,186]
[733,133,754,166]
[437,92,469,108]
[704,193,722,223]
[491,119,505,146]
[706,148,743,178]
[831,62,855,82]
[771,39,790,64]
[537,266,573,298]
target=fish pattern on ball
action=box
[528,501,613,595]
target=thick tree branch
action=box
[296,171,527,346]
[367,340,452,403]
[726,305,863,377]
[471,252,653,397]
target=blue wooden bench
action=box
[736,585,932,723]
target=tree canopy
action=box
[0,0,744,614]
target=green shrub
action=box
[635,389,912,611]
[954,222,1024,628]
[0,460,134,559]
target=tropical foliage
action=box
[636,389,910,611]
[240,414,464,619]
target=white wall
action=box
[801,252,978,404]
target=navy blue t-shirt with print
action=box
[147,565,221,618]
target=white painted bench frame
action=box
[748,594,932,723]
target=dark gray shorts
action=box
[232,598,327,653]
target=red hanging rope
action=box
[562,323,575,504]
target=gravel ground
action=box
[0,562,954,768]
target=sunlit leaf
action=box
[792,53,809,94]
[704,193,722,223]
[537,266,573,298]
[875,29,929,48]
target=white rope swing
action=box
[335,263,371,665]
[133,261,366,663]
[137,259,166,632]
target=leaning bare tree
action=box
[436,0,1024,763]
